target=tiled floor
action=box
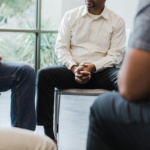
[0,91,96,150]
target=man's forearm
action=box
[93,49,124,72]
[118,48,150,101]
[71,65,78,73]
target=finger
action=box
[75,71,84,77]
[75,77,82,82]
[79,62,85,66]
[82,63,89,67]
[75,77,89,84]
[81,76,90,81]
[75,77,84,84]
[88,75,91,80]
[79,71,91,75]
[75,66,84,73]
[75,73,83,78]
[82,75,91,82]
[81,79,90,84]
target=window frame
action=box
[0,0,57,72]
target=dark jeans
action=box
[0,62,36,130]
[87,92,150,150]
[36,65,119,126]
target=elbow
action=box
[118,81,150,102]
[118,85,142,102]
[119,88,135,101]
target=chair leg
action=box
[54,91,58,139]
[57,94,61,133]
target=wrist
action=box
[90,64,96,72]
[71,65,78,73]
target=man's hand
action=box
[75,70,91,84]
[0,55,2,63]
[75,63,96,84]
[81,63,96,72]
[71,65,91,84]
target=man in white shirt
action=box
[36,0,126,142]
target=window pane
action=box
[0,32,35,67]
[41,0,84,30]
[40,33,57,68]
[0,0,36,29]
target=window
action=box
[0,0,84,71]
[0,0,58,71]
[0,32,35,66]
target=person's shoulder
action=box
[137,0,150,14]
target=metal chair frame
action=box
[54,88,111,139]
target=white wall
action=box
[106,0,139,29]
[61,0,84,16]
[42,0,62,29]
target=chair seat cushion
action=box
[55,88,110,96]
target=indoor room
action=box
[1,0,150,150]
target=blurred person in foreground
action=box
[86,0,150,150]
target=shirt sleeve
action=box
[55,12,77,70]
[129,0,150,52]
[93,18,126,72]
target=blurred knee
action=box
[0,127,57,150]
[37,68,48,83]
[91,92,121,119]
[37,66,59,83]
[19,64,35,79]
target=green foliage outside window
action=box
[0,0,34,16]
[0,0,58,68]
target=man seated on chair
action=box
[86,0,150,150]
[0,55,36,130]
[36,0,126,142]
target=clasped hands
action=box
[71,63,96,84]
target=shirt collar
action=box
[81,6,109,20]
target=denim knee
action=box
[16,64,36,84]
[37,68,48,84]
[37,68,46,79]
[19,63,35,76]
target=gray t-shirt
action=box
[129,0,150,52]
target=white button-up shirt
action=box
[55,6,126,72]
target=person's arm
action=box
[55,12,77,70]
[0,55,2,63]
[118,1,150,101]
[93,18,126,72]
[118,48,150,101]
